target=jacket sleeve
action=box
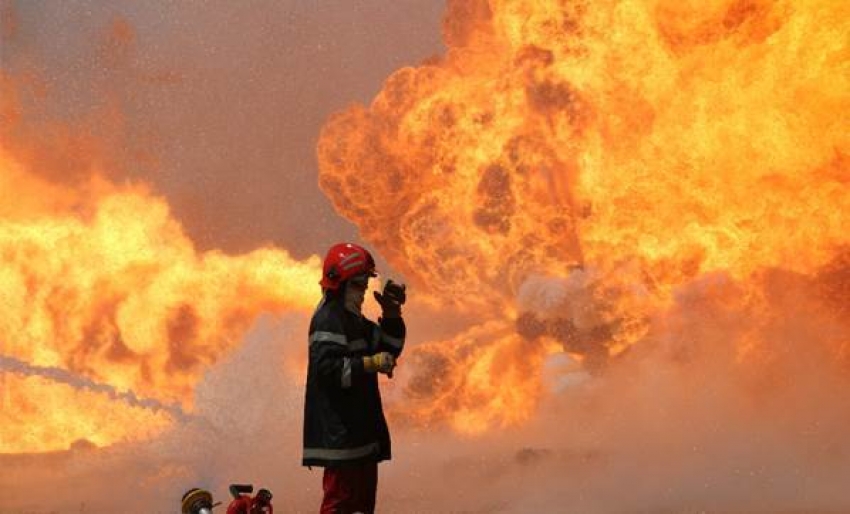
[375,315,406,358]
[309,315,365,389]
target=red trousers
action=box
[320,461,378,514]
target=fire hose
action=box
[182,484,268,513]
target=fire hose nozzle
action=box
[181,488,215,514]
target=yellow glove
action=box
[363,352,396,376]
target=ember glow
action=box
[318,0,849,433]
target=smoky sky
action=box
[0,0,445,257]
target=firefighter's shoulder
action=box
[309,300,346,340]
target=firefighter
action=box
[225,485,273,514]
[303,243,407,514]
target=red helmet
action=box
[320,243,377,290]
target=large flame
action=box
[0,83,320,452]
[2,0,847,450]
[318,0,849,433]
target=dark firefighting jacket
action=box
[302,292,405,467]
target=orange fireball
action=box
[319,0,849,432]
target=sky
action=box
[1,0,445,256]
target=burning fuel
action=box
[0,88,322,452]
[319,0,849,432]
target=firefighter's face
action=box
[345,276,368,309]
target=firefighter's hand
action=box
[363,352,396,376]
[373,280,406,318]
